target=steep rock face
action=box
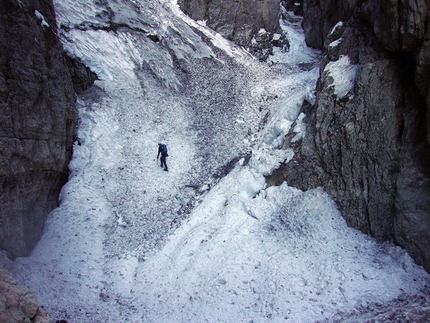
[178,0,281,46]
[269,0,430,271]
[0,0,77,259]
[301,0,430,129]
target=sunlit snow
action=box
[323,55,358,99]
[2,1,429,322]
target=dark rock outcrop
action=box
[281,0,303,16]
[0,0,78,259]
[178,0,281,47]
[65,55,98,95]
[268,0,430,272]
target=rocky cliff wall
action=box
[178,0,281,47]
[0,0,78,259]
[268,0,430,272]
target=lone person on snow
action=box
[157,143,168,171]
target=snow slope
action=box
[2,0,429,322]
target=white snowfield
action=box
[2,0,429,322]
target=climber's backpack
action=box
[161,144,168,156]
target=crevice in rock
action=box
[65,54,98,94]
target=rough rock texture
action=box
[281,0,303,16]
[0,264,53,323]
[65,55,98,95]
[0,0,78,259]
[268,0,430,272]
[178,0,281,46]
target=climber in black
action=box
[157,143,168,171]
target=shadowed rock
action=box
[268,0,430,272]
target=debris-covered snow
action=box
[268,9,321,66]
[2,1,429,322]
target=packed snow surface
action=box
[2,0,429,322]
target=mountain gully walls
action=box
[0,0,77,259]
[268,0,430,272]
[1,0,429,283]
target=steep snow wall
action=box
[269,0,430,272]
